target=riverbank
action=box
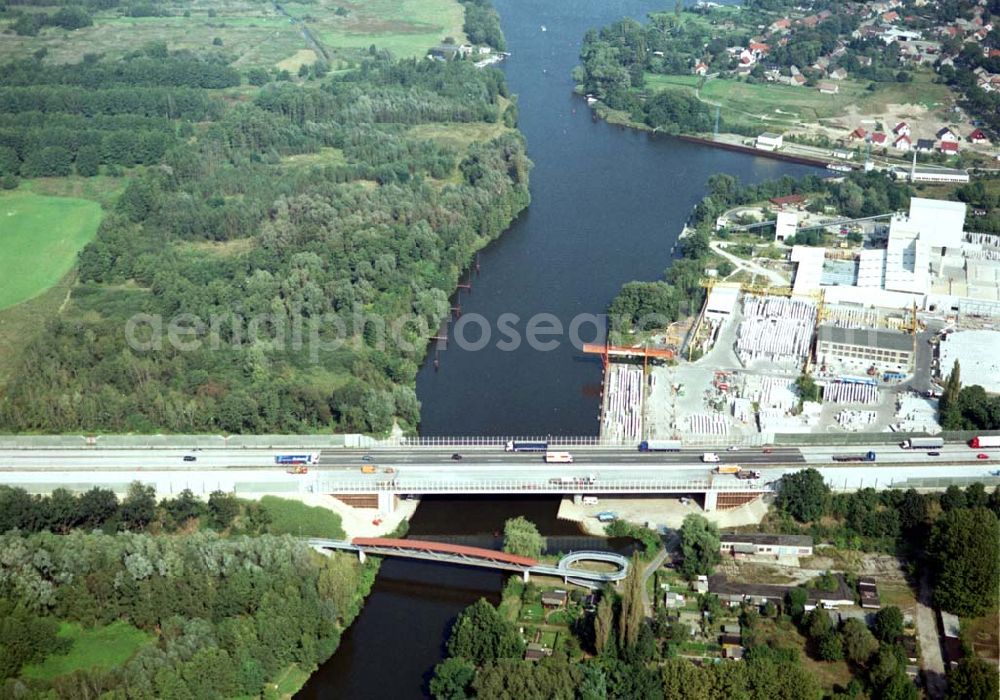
[557,495,769,534]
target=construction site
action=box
[599,196,1000,445]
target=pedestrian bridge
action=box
[308,537,630,588]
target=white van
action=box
[544,451,574,463]
[581,496,599,506]
[701,452,720,463]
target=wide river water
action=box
[299,0,817,696]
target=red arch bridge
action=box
[307,537,630,588]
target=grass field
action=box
[261,496,346,539]
[0,189,103,311]
[643,72,954,132]
[302,0,466,58]
[20,621,152,680]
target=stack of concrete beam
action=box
[686,413,729,435]
[736,297,815,365]
[836,410,878,430]
[602,366,644,442]
[824,381,879,405]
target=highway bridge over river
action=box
[0,441,997,513]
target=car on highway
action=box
[977,453,990,460]
[727,446,738,452]
[928,451,940,456]
[361,454,374,462]
[762,447,773,454]
[183,455,196,462]
[451,453,463,461]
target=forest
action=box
[0,484,374,697]
[0,23,530,434]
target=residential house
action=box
[849,127,868,140]
[858,577,881,609]
[749,42,770,58]
[818,81,839,94]
[791,73,807,86]
[940,140,959,154]
[541,589,568,607]
[883,10,900,21]
[692,575,709,594]
[893,121,910,136]
[915,138,936,152]
[857,55,873,67]
[893,134,912,151]
[937,126,959,142]
[722,645,745,660]
[969,128,989,144]
[664,591,686,609]
[830,67,848,80]
[770,18,791,32]
[694,61,709,76]
[524,643,550,661]
[871,132,888,146]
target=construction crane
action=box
[902,299,925,336]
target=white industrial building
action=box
[788,197,985,312]
[774,211,798,242]
[938,330,1000,393]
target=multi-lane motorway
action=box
[0,445,996,498]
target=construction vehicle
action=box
[286,465,308,475]
[716,465,741,474]
[361,465,377,474]
[736,469,762,480]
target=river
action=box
[299,0,818,696]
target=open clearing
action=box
[20,621,152,680]
[643,73,953,135]
[300,0,467,58]
[0,190,102,311]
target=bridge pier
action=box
[704,490,718,512]
[522,570,530,583]
[358,550,366,564]
[377,491,396,514]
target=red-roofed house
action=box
[849,127,868,140]
[969,129,989,144]
[893,122,910,136]
[893,134,912,151]
[694,61,709,76]
[940,141,959,154]
[883,11,899,22]
[770,18,791,32]
[749,42,770,55]
[871,132,888,145]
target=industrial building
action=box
[719,533,814,558]
[788,197,1000,317]
[815,325,914,372]
[938,330,1000,393]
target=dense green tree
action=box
[594,593,615,656]
[75,144,101,177]
[120,481,156,531]
[929,507,1000,616]
[208,491,239,530]
[776,469,829,522]
[430,657,476,700]
[446,598,523,665]
[678,513,721,579]
[840,618,878,665]
[502,516,543,559]
[872,606,904,644]
[618,553,645,652]
[946,657,999,700]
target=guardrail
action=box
[314,479,772,493]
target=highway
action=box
[0,444,996,498]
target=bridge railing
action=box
[370,434,769,448]
[315,479,771,493]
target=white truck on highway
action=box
[900,437,944,450]
[701,452,720,463]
